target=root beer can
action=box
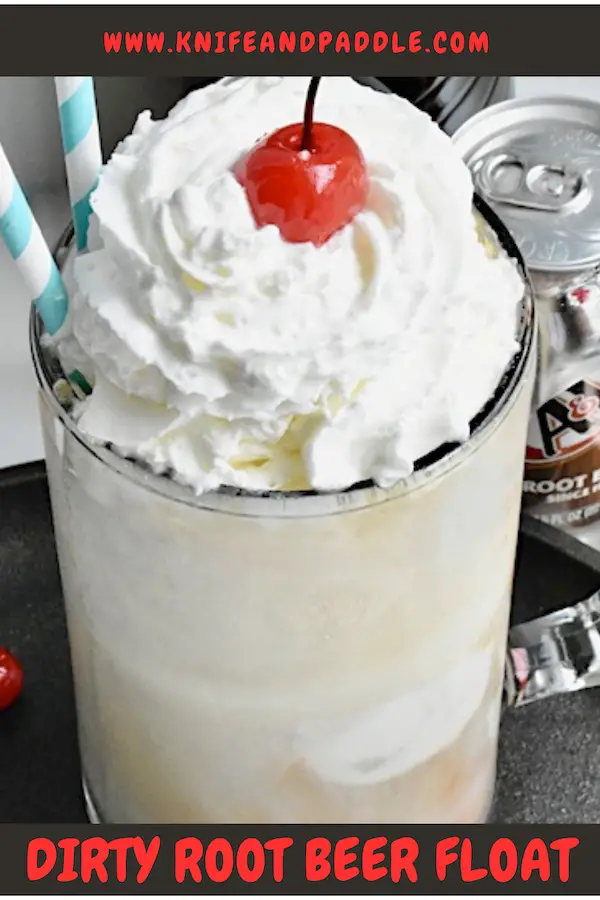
[454,97,600,548]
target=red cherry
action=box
[236,77,368,247]
[0,647,23,711]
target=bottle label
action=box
[523,378,600,528]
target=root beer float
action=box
[37,76,533,824]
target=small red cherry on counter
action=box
[235,77,368,247]
[0,648,23,711]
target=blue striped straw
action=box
[0,143,68,335]
[55,77,103,252]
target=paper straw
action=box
[55,76,102,252]
[0,143,68,335]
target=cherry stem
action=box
[300,77,321,152]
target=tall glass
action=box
[32,200,536,824]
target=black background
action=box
[1,6,600,75]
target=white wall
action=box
[0,76,184,194]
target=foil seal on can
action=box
[454,98,600,538]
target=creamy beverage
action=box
[34,76,535,823]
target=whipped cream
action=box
[56,76,523,494]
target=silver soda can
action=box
[454,97,600,549]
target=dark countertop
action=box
[1,461,600,824]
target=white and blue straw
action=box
[0,143,68,335]
[55,77,102,252]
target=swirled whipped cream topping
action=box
[56,76,522,494]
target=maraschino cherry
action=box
[0,647,23,711]
[235,77,368,246]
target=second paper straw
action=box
[0,143,68,335]
[55,76,102,252]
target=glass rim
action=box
[30,193,536,515]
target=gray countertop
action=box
[496,693,600,823]
[1,461,600,823]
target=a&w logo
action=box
[526,379,600,463]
